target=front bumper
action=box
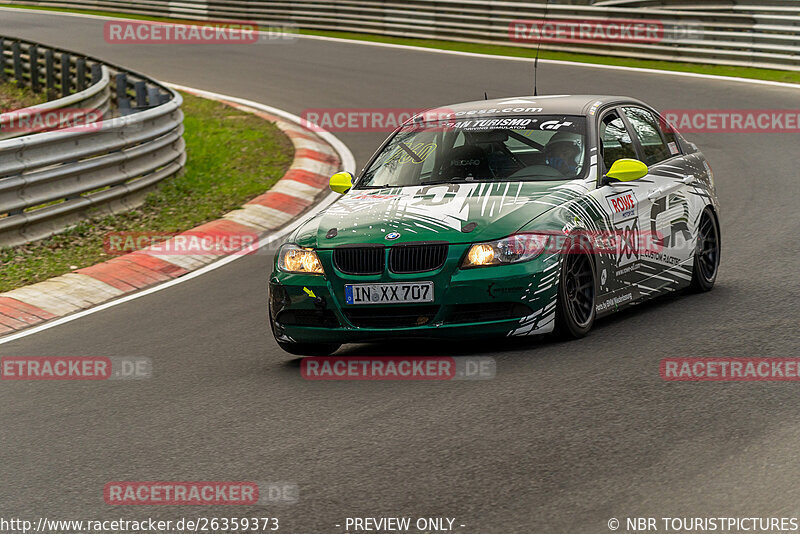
[269,246,559,344]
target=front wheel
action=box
[689,207,721,292]
[553,247,596,339]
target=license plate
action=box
[345,282,434,305]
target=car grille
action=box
[389,243,448,273]
[333,246,384,275]
[344,305,440,328]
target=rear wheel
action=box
[553,245,596,339]
[689,207,721,292]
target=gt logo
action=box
[540,120,573,130]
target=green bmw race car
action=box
[269,95,721,355]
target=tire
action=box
[276,340,341,357]
[689,207,721,292]
[553,242,596,339]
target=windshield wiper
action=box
[421,178,493,186]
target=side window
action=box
[622,107,673,165]
[658,113,682,156]
[599,110,637,171]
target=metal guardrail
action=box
[3,0,798,71]
[0,36,185,247]
[596,1,800,9]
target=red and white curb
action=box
[0,85,353,337]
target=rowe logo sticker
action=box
[606,189,637,219]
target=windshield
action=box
[357,115,587,188]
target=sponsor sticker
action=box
[605,189,637,219]
[614,217,640,267]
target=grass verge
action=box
[0,80,48,111]
[0,91,295,293]
[2,3,800,85]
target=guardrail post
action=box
[29,44,40,93]
[76,57,86,91]
[134,81,147,108]
[147,87,160,107]
[0,38,6,83]
[60,52,71,98]
[116,72,131,112]
[91,63,102,85]
[12,41,23,85]
[45,48,56,98]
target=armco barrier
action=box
[1,1,799,70]
[0,36,185,247]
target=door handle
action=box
[683,174,696,185]
[647,188,662,201]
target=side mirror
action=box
[329,172,353,195]
[601,159,648,186]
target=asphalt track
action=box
[1,9,800,533]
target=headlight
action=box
[277,244,324,274]
[462,234,548,268]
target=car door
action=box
[594,107,655,296]
[620,106,695,282]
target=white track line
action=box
[0,87,354,345]
[2,6,800,90]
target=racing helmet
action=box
[544,131,583,175]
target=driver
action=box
[544,131,582,175]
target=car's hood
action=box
[292,181,575,248]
